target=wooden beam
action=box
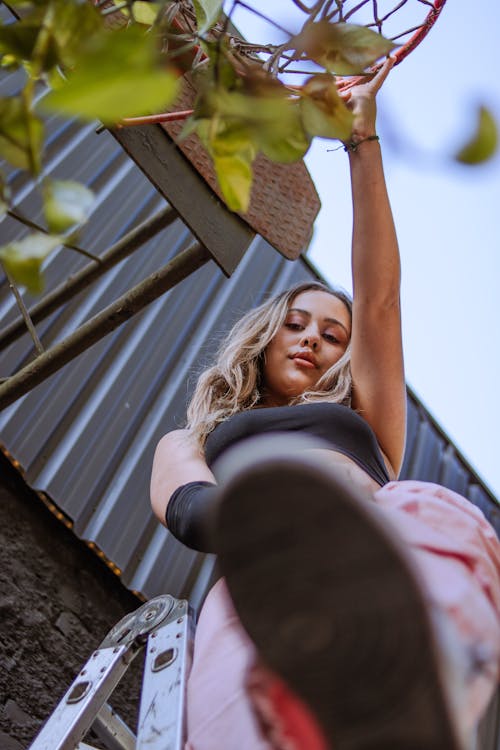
[111,125,255,276]
[0,206,179,352]
[0,243,211,410]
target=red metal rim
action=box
[337,0,447,91]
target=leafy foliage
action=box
[187,46,354,210]
[290,22,396,75]
[0,173,10,221]
[455,106,498,165]
[0,233,62,293]
[0,0,103,74]
[193,116,254,211]
[300,74,353,140]
[131,1,161,25]
[0,0,180,291]
[0,177,94,291]
[0,96,43,173]
[193,0,223,35]
[42,179,95,234]
[0,0,396,229]
[0,0,496,296]
[41,25,179,123]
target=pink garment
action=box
[185,481,500,750]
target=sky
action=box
[227,0,500,498]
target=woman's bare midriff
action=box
[305,448,385,495]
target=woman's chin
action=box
[263,379,319,406]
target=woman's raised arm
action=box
[343,59,407,476]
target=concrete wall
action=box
[0,454,143,749]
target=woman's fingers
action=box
[339,89,352,103]
[341,56,395,99]
[369,56,396,93]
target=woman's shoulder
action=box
[157,428,197,450]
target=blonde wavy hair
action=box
[186,282,353,446]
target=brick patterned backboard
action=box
[162,78,321,261]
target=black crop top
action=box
[204,402,390,487]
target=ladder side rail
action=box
[29,643,141,750]
[136,599,193,750]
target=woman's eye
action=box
[323,333,339,344]
[285,322,303,330]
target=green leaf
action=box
[203,87,309,162]
[208,88,282,125]
[40,25,179,124]
[212,121,255,158]
[0,172,10,221]
[192,0,223,34]
[0,97,44,173]
[110,0,130,17]
[178,115,202,141]
[258,102,310,163]
[259,123,310,163]
[455,106,498,165]
[3,0,49,5]
[46,65,66,90]
[212,153,253,213]
[0,2,102,74]
[292,21,396,75]
[0,23,40,64]
[43,179,95,234]
[196,42,238,91]
[48,0,104,71]
[195,67,312,207]
[300,74,353,141]
[196,118,255,212]
[132,2,161,25]
[0,232,62,293]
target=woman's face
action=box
[261,290,351,407]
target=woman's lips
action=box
[292,356,316,369]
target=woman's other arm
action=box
[345,59,407,476]
[150,429,215,525]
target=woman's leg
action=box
[373,480,500,729]
[211,442,500,749]
[185,577,273,750]
[187,575,333,750]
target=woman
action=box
[151,59,500,750]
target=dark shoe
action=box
[213,436,468,750]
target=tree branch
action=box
[1,263,44,354]
[0,242,211,411]
[0,205,179,352]
[6,210,101,264]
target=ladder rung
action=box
[92,703,136,750]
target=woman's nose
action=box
[301,331,319,349]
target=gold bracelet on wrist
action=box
[343,135,380,153]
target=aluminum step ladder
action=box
[28,595,194,750]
